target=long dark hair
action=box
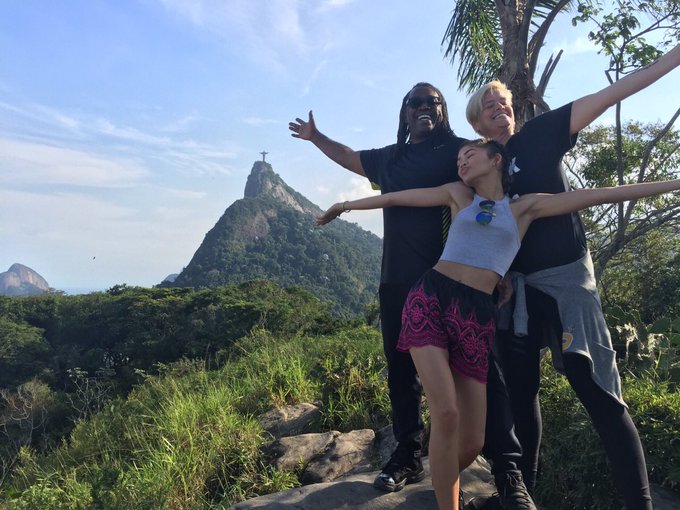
[394,82,456,161]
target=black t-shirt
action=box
[360,135,467,285]
[506,102,588,273]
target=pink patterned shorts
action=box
[397,269,496,383]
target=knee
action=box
[458,431,484,469]
[430,403,460,436]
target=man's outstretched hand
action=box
[289,110,316,140]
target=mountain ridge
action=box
[164,161,382,317]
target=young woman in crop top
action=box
[316,139,680,510]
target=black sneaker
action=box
[494,470,537,510]
[373,447,425,492]
[460,488,467,509]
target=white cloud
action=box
[160,187,208,199]
[0,99,244,178]
[159,114,201,133]
[0,138,149,188]
[0,101,80,132]
[301,60,329,96]
[0,189,132,238]
[333,175,382,235]
[318,0,355,12]
[337,175,380,202]
[95,118,172,145]
[152,206,197,221]
[242,116,278,126]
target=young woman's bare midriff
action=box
[432,259,501,295]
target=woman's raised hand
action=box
[316,202,344,225]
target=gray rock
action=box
[258,403,321,438]
[0,263,50,296]
[265,431,337,472]
[301,429,376,484]
[374,424,397,468]
[230,457,496,510]
[652,483,680,510]
[249,403,680,510]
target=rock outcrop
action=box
[0,263,50,296]
[244,161,319,215]
[231,402,680,510]
[231,403,497,510]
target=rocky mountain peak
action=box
[0,263,50,296]
[243,161,317,214]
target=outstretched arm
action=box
[316,184,459,225]
[523,179,680,222]
[289,110,366,177]
[570,44,680,134]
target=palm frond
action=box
[441,0,502,93]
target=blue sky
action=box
[1,1,678,292]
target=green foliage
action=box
[605,302,680,385]
[222,325,389,429]
[1,327,388,509]
[627,376,680,491]
[313,329,391,431]
[537,360,680,510]
[6,468,94,510]
[0,281,338,392]
[564,122,680,323]
[599,234,680,325]
[0,282,341,494]
[1,286,678,509]
[5,361,289,509]
[0,380,68,487]
[441,0,502,93]
[0,318,49,387]
[2,271,677,507]
[573,0,679,72]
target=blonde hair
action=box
[466,81,513,133]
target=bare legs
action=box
[410,345,487,510]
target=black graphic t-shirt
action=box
[506,102,588,273]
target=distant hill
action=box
[164,161,382,317]
[0,263,50,296]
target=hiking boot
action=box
[494,469,537,510]
[373,446,425,492]
[460,488,467,509]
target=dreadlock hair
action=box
[394,82,456,161]
[461,138,513,193]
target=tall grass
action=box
[1,326,388,509]
[536,359,680,510]
[4,324,677,510]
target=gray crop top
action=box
[440,194,521,277]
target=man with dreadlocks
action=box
[290,84,533,510]
[290,83,462,491]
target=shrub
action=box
[537,360,680,510]
[1,327,387,509]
